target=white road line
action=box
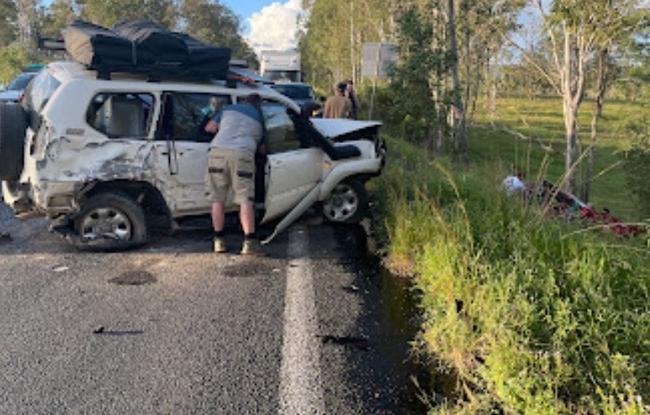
[278,226,325,415]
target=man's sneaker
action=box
[241,238,263,256]
[213,237,227,253]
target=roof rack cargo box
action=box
[62,20,231,80]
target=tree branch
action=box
[497,28,562,96]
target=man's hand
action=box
[205,120,219,134]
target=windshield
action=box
[271,84,314,100]
[7,73,36,91]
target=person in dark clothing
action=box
[345,80,359,120]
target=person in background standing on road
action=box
[204,94,265,255]
[345,80,359,120]
[323,82,352,119]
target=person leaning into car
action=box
[204,94,265,255]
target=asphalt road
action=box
[0,204,424,414]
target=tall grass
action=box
[373,137,650,414]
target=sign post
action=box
[361,43,397,119]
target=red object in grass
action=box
[579,206,643,237]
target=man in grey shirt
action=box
[204,94,265,255]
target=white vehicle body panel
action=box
[310,119,382,138]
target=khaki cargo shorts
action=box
[207,148,255,205]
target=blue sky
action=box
[222,0,276,29]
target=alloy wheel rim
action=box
[324,184,359,222]
[80,207,132,241]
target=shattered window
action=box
[260,100,300,154]
[164,93,231,143]
[86,93,154,139]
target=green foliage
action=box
[0,45,29,85]
[375,136,650,414]
[386,6,449,146]
[623,118,650,218]
[0,0,17,47]
[40,0,77,39]
[82,0,178,28]
[299,0,393,92]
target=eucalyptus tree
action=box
[498,0,646,194]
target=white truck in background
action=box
[260,50,301,83]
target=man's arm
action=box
[204,111,223,134]
[204,120,219,134]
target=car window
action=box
[164,93,230,142]
[86,93,154,139]
[260,100,302,153]
[7,73,36,91]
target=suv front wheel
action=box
[322,178,368,223]
[74,192,148,250]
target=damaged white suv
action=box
[0,62,386,249]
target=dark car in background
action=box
[270,82,320,114]
[0,71,39,103]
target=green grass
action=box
[469,97,650,220]
[370,96,650,414]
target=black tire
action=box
[0,103,27,181]
[73,192,148,251]
[322,178,368,224]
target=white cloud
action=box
[246,0,305,56]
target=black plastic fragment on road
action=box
[0,232,12,243]
[94,329,144,336]
[319,335,371,351]
[109,270,157,285]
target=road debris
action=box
[109,270,157,285]
[92,325,105,334]
[53,266,69,273]
[0,232,11,242]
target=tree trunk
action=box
[350,1,355,85]
[561,23,579,194]
[583,48,609,202]
[447,0,468,164]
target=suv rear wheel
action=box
[0,103,27,181]
[322,178,368,223]
[74,192,148,250]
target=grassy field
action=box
[371,96,650,413]
[469,97,650,220]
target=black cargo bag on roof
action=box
[111,19,188,71]
[63,20,135,71]
[63,19,231,79]
[172,33,231,78]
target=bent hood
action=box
[310,118,382,139]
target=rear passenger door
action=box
[154,92,231,214]
[261,100,322,221]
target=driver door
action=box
[261,100,322,221]
[153,92,231,214]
